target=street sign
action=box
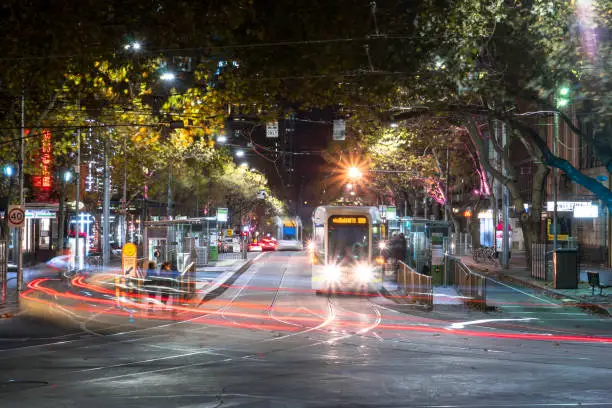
[7,205,25,228]
[122,243,138,277]
[266,121,279,138]
[217,208,228,222]
[332,119,346,141]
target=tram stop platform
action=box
[382,279,463,306]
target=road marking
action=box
[449,318,538,329]
[487,276,560,306]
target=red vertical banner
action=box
[32,129,53,201]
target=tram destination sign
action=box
[330,216,367,225]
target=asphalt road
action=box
[1,251,611,407]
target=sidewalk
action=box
[458,252,612,316]
[2,262,62,319]
[195,252,260,304]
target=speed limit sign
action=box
[7,205,25,228]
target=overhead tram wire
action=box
[0,35,423,62]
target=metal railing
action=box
[179,261,196,301]
[445,255,487,311]
[396,261,433,309]
[115,259,197,304]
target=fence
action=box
[531,242,582,281]
[396,261,433,309]
[445,255,487,311]
[531,243,550,280]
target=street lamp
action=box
[3,165,14,177]
[347,166,363,180]
[235,150,245,158]
[160,72,176,81]
[63,170,72,183]
[239,162,248,167]
[557,86,570,108]
[216,135,227,144]
[124,41,142,51]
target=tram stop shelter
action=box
[387,217,452,276]
[144,217,219,273]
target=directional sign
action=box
[122,243,138,277]
[7,205,25,228]
[266,121,279,138]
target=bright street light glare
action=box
[390,122,399,128]
[3,165,13,177]
[559,87,570,96]
[216,135,228,143]
[235,150,245,157]
[557,99,569,108]
[63,171,72,182]
[347,166,363,179]
[132,42,141,50]
[240,162,248,167]
[160,72,176,81]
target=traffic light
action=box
[556,86,570,108]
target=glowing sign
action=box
[32,129,53,200]
[330,216,368,225]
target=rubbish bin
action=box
[553,249,578,289]
[431,264,443,286]
[208,245,219,262]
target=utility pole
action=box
[75,96,81,271]
[17,90,25,291]
[122,135,127,246]
[167,167,172,218]
[553,111,558,251]
[502,123,510,269]
[444,147,450,221]
[102,136,110,266]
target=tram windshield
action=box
[327,216,369,263]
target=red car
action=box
[259,238,278,251]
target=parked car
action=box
[219,237,241,253]
[247,242,263,252]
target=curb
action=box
[467,262,612,317]
[197,259,254,306]
[378,285,434,311]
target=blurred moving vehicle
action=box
[247,238,277,252]
[46,254,71,270]
[259,238,278,251]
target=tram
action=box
[274,216,303,250]
[311,206,384,293]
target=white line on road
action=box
[449,317,538,329]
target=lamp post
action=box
[553,86,570,251]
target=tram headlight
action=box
[356,264,372,282]
[324,265,340,282]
